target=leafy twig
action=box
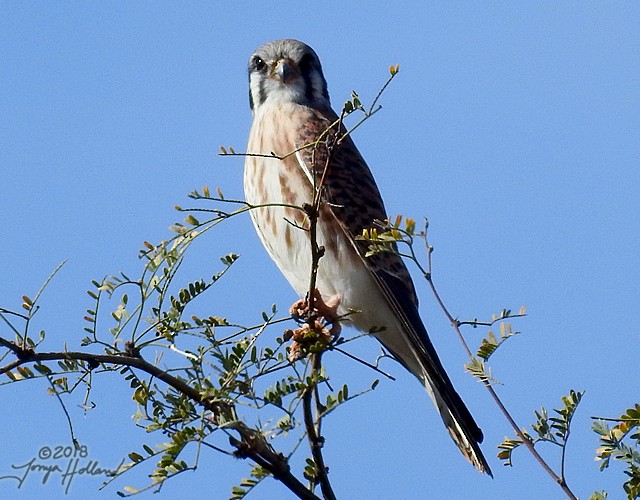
[359,216,579,499]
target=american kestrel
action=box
[243,39,491,475]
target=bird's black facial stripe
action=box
[298,52,329,103]
[301,57,316,103]
[248,54,269,109]
[298,53,315,102]
[257,77,267,107]
[298,53,314,73]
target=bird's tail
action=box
[362,258,492,475]
[421,371,493,476]
[377,322,492,475]
[370,301,492,475]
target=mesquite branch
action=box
[302,354,336,500]
[421,226,578,500]
[0,341,319,500]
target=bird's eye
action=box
[252,56,266,72]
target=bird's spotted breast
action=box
[244,102,319,294]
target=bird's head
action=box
[248,39,330,112]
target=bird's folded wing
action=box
[294,106,486,448]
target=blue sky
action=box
[1,2,639,499]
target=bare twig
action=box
[332,345,396,381]
[457,314,527,328]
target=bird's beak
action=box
[271,58,297,83]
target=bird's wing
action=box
[294,106,418,304]
[294,105,491,475]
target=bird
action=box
[243,39,491,475]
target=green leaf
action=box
[497,437,524,467]
[128,452,144,463]
[589,491,607,500]
[185,214,200,226]
[22,294,33,308]
[464,357,500,385]
[476,323,519,361]
[33,364,53,376]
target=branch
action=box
[457,312,527,328]
[229,433,319,500]
[0,345,316,500]
[0,335,26,356]
[421,226,578,499]
[303,354,336,500]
